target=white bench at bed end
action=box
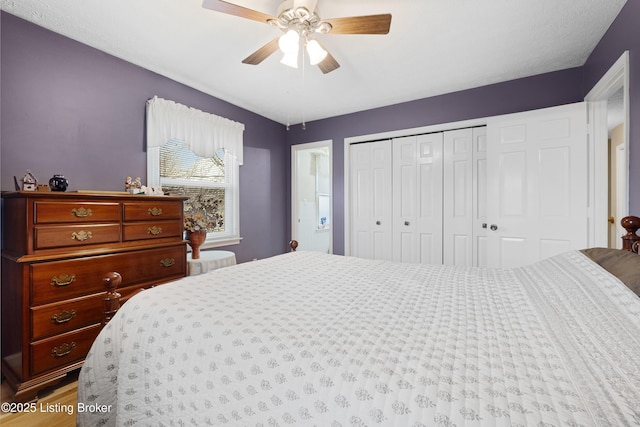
[621,216,640,254]
[102,272,122,325]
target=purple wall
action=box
[286,69,585,254]
[583,0,640,214]
[0,12,288,262]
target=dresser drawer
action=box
[34,201,120,224]
[32,258,110,304]
[31,324,101,375]
[123,245,186,283]
[122,220,184,241]
[34,224,121,250]
[123,201,183,221]
[31,294,103,340]
[31,245,186,305]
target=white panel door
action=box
[350,141,393,260]
[392,134,443,264]
[486,102,588,268]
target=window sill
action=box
[197,236,242,250]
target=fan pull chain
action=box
[301,45,306,131]
[285,66,292,131]
[286,100,291,131]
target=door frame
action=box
[585,50,630,246]
[291,140,333,253]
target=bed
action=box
[77,217,640,426]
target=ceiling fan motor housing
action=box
[277,0,318,16]
[272,0,331,34]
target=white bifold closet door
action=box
[349,128,486,266]
[349,140,393,260]
[392,133,444,264]
[442,127,488,267]
[391,128,486,266]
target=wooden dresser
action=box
[1,191,188,401]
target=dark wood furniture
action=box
[621,215,640,253]
[1,191,188,401]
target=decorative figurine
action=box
[21,170,37,191]
[125,176,144,194]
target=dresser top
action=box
[1,191,188,201]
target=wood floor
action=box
[0,371,79,427]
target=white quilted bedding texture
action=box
[77,250,640,426]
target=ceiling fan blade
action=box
[202,0,276,24]
[324,14,392,35]
[242,38,280,65]
[317,51,340,74]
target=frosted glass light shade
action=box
[278,30,300,54]
[280,51,298,68]
[306,39,327,65]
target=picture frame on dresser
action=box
[1,191,188,402]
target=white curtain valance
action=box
[146,96,245,165]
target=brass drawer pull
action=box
[160,258,175,268]
[51,310,76,324]
[50,274,76,287]
[148,226,163,236]
[50,342,76,358]
[71,230,93,241]
[148,207,163,216]
[71,207,93,218]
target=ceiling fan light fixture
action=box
[278,29,300,54]
[306,39,327,65]
[202,0,391,75]
[280,51,299,68]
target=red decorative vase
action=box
[186,230,207,259]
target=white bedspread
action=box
[77,251,640,426]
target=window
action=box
[161,140,229,233]
[146,97,244,247]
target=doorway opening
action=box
[585,50,629,248]
[291,140,333,253]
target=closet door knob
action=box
[490,224,498,231]
[404,221,410,226]
[482,223,487,229]
[375,220,381,225]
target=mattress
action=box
[77,250,640,426]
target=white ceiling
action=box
[1,0,628,125]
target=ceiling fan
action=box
[202,0,392,74]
